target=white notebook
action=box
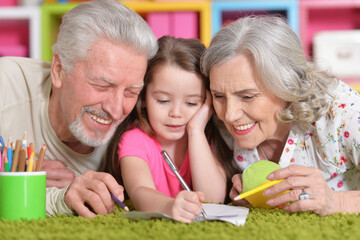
[122,203,249,226]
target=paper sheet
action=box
[122,203,249,226]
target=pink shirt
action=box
[117,128,192,198]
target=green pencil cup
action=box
[0,172,46,221]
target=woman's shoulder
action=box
[326,80,360,115]
[333,80,360,102]
[313,80,360,137]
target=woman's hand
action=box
[187,91,213,134]
[171,190,204,223]
[229,174,249,206]
[263,165,341,216]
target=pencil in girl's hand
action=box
[10,140,22,172]
[27,152,35,172]
[35,144,46,171]
[18,148,26,172]
[110,192,129,211]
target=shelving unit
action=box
[299,0,360,57]
[0,6,40,59]
[124,1,211,45]
[41,1,211,62]
[1,0,360,92]
[299,0,360,91]
[41,3,77,62]
[211,0,299,36]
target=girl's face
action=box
[145,64,205,145]
[209,54,289,150]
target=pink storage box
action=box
[147,12,198,39]
[154,0,206,1]
[172,12,198,39]
[0,45,27,57]
[147,12,171,39]
[0,0,17,6]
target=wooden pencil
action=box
[4,154,9,172]
[18,148,27,172]
[10,140,22,172]
[29,142,37,170]
[35,144,46,171]
[2,147,7,172]
[22,131,27,147]
[27,152,34,172]
[0,147,2,172]
[7,139,13,170]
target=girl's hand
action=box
[187,91,213,133]
[229,174,249,206]
[171,190,205,223]
[263,165,341,216]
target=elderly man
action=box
[0,0,157,217]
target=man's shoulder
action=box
[0,56,50,68]
[0,57,51,82]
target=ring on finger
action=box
[299,189,310,200]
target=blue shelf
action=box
[211,0,299,36]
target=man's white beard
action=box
[68,107,122,147]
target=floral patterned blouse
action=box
[221,80,360,191]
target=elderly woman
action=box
[201,15,360,216]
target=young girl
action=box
[106,36,238,223]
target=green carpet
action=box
[1,203,360,240]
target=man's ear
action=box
[51,52,65,89]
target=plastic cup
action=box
[0,171,46,221]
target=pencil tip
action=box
[234,195,242,201]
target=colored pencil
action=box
[0,147,2,172]
[1,147,6,172]
[0,135,4,149]
[22,131,27,146]
[18,148,27,172]
[27,146,32,160]
[27,152,35,172]
[110,192,129,211]
[10,140,22,172]
[29,142,37,170]
[4,154,9,172]
[7,141,12,170]
[35,144,46,171]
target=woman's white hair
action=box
[52,0,158,73]
[201,15,338,130]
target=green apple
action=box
[242,160,282,193]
